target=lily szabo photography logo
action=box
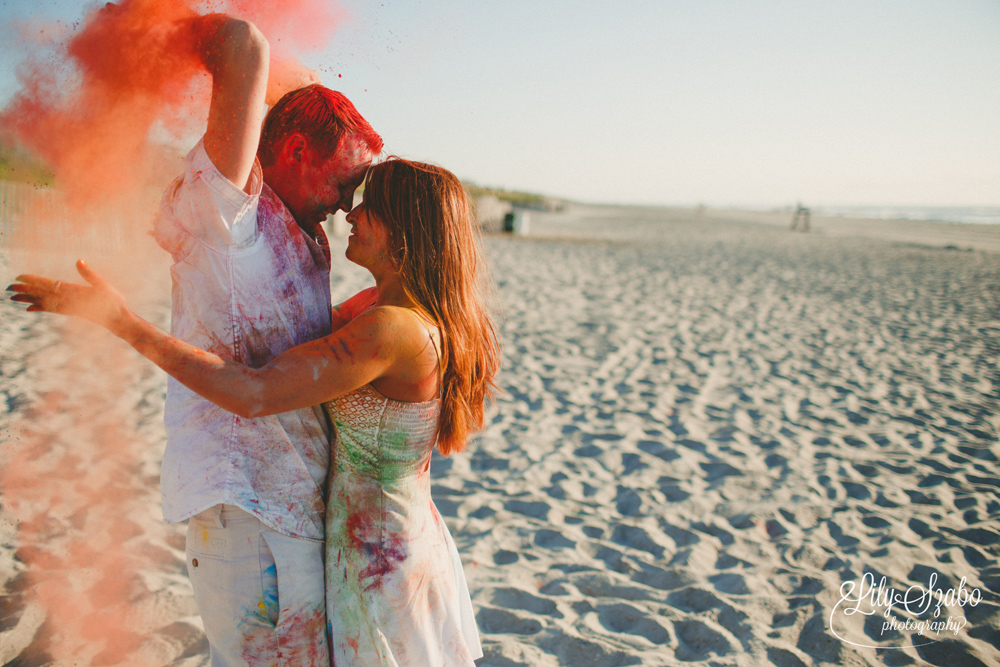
[829,571,982,649]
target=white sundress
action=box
[322,324,482,666]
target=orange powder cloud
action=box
[1,0,344,663]
[1,0,344,207]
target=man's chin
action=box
[306,211,328,231]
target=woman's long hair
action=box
[363,157,500,455]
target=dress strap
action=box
[406,309,444,397]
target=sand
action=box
[1,205,999,666]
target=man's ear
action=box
[277,133,308,169]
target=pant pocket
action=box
[259,530,279,627]
[186,511,232,560]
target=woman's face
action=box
[344,201,390,269]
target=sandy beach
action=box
[2,205,999,666]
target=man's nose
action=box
[339,192,355,212]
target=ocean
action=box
[810,205,1000,226]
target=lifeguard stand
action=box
[790,203,810,232]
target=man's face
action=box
[294,132,374,232]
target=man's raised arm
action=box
[198,16,269,192]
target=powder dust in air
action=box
[0,0,343,664]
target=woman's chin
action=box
[344,247,365,268]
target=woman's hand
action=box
[7,260,130,334]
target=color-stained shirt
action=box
[152,139,332,540]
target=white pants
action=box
[186,505,329,667]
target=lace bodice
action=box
[324,384,441,481]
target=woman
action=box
[9,157,500,667]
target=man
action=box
[152,14,382,666]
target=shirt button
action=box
[192,558,199,568]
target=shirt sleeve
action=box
[153,138,264,255]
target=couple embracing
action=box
[10,12,498,667]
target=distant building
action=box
[472,194,512,233]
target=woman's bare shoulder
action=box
[331,286,379,329]
[352,305,436,358]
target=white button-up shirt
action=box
[152,139,332,540]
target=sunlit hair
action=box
[257,85,383,167]
[364,157,501,455]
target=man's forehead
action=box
[332,132,375,176]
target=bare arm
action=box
[9,263,398,418]
[198,16,269,191]
[113,303,395,418]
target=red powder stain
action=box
[345,510,407,591]
[240,605,327,667]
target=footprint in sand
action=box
[636,439,680,462]
[534,529,575,550]
[631,561,694,591]
[503,499,551,521]
[673,619,732,661]
[491,587,562,617]
[613,486,643,516]
[492,549,518,565]
[596,602,671,645]
[765,647,811,667]
[476,607,542,635]
[657,476,691,502]
[708,572,750,595]
[609,523,669,558]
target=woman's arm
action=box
[121,305,396,418]
[9,261,398,418]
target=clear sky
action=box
[2,0,998,207]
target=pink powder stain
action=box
[222,0,347,56]
[346,634,360,657]
[239,604,328,666]
[344,509,407,591]
[278,607,329,666]
[238,612,280,666]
